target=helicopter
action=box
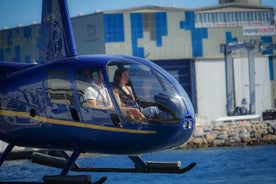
[0,0,196,183]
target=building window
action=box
[104,14,125,42]
[195,9,274,28]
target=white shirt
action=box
[83,81,112,108]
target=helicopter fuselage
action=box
[0,55,195,155]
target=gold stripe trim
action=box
[0,110,156,134]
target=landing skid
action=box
[0,176,107,184]
[0,144,196,184]
[71,162,196,174]
[0,145,107,184]
[43,175,107,184]
[32,152,196,174]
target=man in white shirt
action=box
[83,69,113,109]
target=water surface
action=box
[0,145,275,183]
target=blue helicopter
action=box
[0,0,195,183]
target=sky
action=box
[0,0,275,30]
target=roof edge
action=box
[193,2,274,11]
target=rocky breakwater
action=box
[181,120,276,149]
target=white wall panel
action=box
[195,59,226,120]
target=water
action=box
[0,145,275,184]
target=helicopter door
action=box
[46,69,80,122]
[73,68,121,127]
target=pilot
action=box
[113,68,161,120]
[83,69,113,109]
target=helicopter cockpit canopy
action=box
[73,59,193,123]
[106,60,191,121]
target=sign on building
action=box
[243,25,275,36]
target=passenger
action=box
[83,69,113,109]
[112,68,145,121]
[113,68,137,107]
[113,68,161,120]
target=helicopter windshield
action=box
[106,61,187,122]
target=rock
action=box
[183,120,276,149]
[263,134,276,142]
[267,126,274,134]
[213,139,225,146]
[192,137,204,145]
[205,133,217,141]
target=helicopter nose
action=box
[182,119,194,129]
[178,118,195,145]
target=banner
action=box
[243,26,275,36]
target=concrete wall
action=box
[72,13,105,55]
[0,24,40,63]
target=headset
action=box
[92,70,99,79]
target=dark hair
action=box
[113,68,128,86]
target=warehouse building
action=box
[0,0,275,122]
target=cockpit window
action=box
[129,68,171,102]
[74,68,113,109]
